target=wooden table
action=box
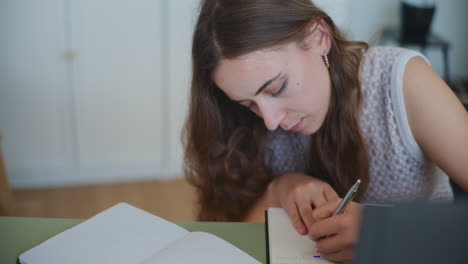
[0,133,13,216]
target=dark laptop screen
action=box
[354,202,468,264]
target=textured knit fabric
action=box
[265,46,454,203]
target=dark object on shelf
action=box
[380,27,450,82]
[400,1,436,44]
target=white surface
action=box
[1,0,466,188]
[19,203,189,264]
[167,0,200,178]
[268,208,334,264]
[19,203,259,264]
[70,0,164,167]
[141,232,260,264]
[314,0,351,35]
[0,0,73,170]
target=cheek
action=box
[296,78,330,113]
[294,59,328,101]
[251,107,261,117]
[304,69,330,105]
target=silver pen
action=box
[332,179,361,216]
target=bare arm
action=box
[403,57,468,190]
[242,181,279,222]
[242,172,338,231]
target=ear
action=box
[301,18,331,54]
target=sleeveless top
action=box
[265,46,454,203]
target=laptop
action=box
[354,201,468,264]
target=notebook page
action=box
[268,208,334,264]
[140,231,261,264]
[19,203,189,264]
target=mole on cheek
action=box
[297,82,300,86]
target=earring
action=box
[323,53,330,69]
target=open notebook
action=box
[18,203,260,264]
[265,208,335,264]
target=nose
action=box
[257,101,284,131]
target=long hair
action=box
[183,0,369,221]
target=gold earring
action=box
[323,53,330,69]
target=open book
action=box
[19,203,260,264]
[265,208,334,264]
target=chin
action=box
[299,127,314,135]
[300,122,321,135]
[300,130,315,136]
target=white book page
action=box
[20,203,189,264]
[140,231,261,264]
[268,208,335,264]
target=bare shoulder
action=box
[402,56,468,190]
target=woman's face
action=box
[212,27,332,135]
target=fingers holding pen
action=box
[296,193,326,233]
[323,184,339,203]
[285,191,331,235]
[309,212,361,262]
[270,172,340,235]
[307,201,364,263]
[309,201,364,239]
[310,199,342,223]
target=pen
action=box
[332,179,361,216]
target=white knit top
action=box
[265,46,454,203]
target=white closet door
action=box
[0,1,74,179]
[70,0,165,178]
[166,0,200,175]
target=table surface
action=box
[0,217,266,264]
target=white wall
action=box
[1,0,466,189]
[167,0,200,177]
[344,0,467,79]
[1,0,171,188]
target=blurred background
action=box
[1,0,467,220]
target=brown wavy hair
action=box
[183,0,370,221]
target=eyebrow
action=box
[234,72,281,103]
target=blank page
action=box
[140,231,261,264]
[267,208,334,264]
[19,203,189,264]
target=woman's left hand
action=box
[307,200,364,262]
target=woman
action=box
[183,0,468,261]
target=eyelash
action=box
[273,79,288,97]
[245,79,288,109]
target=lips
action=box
[289,119,304,133]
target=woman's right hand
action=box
[268,172,339,235]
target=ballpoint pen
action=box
[332,179,361,216]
